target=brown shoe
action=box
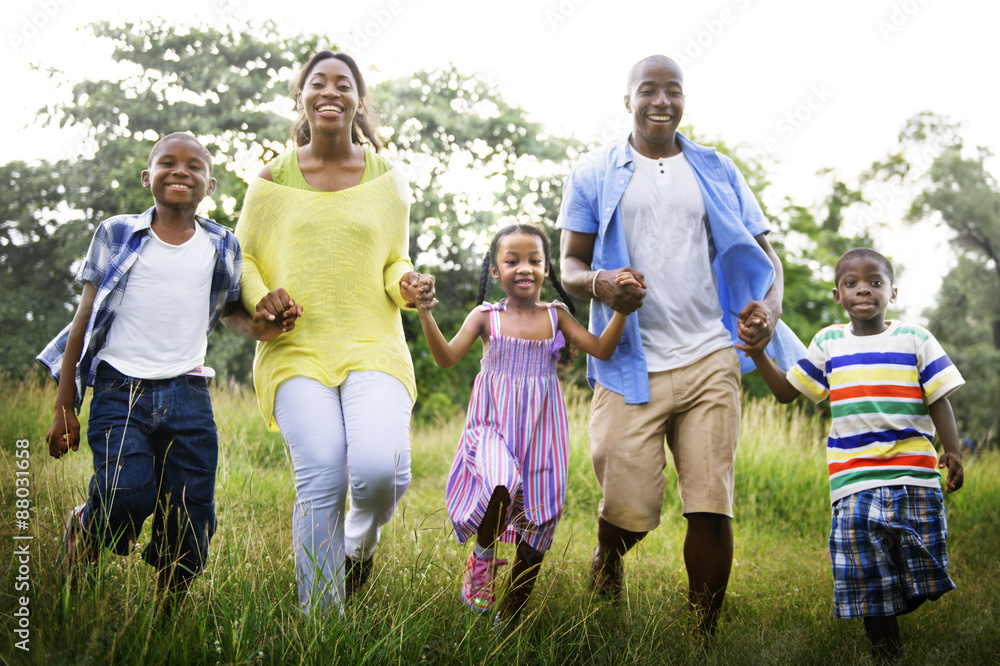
[590,545,623,601]
[60,504,97,570]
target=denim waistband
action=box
[95,361,195,384]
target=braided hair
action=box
[476,224,578,365]
[289,51,382,151]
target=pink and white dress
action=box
[445,300,570,552]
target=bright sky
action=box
[4,0,998,320]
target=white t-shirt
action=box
[619,148,732,371]
[97,222,216,379]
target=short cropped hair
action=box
[834,248,894,285]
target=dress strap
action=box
[490,307,502,336]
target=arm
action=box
[220,289,303,341]
[46,283,97,459]
[746,348,801,404]
[417,305,486,369]
[559,230,645,314]
[557,308,629,361]
[736,233,785,354]
[929,397,964,493]
[556,273,640,360]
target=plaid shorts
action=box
[830,486,955,618]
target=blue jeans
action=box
[84,362,218,575]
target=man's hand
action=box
[595,267,646,314]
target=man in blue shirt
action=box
[558,55,803,635]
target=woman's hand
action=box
[400,272,436,309]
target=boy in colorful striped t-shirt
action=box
[745,248,964,662]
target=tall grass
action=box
[2,376,998,664]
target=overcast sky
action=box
[4,0,998,319]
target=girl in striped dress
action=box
[415,223,636,621]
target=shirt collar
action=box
[132,207,156,234]
[616,132,706,169]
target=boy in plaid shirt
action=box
[38,132,298,615]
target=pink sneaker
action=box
[462,552,508,614]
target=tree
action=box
[867,113,1000,447]
[5,21,581,412]
[0,161,92,374]
[923,256,1000,447]
[4,19,320,380]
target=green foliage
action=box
[925,257,1000,447]
[6,17,898,420]
[0,161,92,375]
[4,20,322,382]
[3,379,999,664]
[40,19,320,226]
[869,113,1000,447]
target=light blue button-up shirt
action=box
[557,133,806,404]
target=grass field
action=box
[1,376,998,665]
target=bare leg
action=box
[684,512,732,636]
[863,616,902,663]
[498,541,545,621]
[591,516,646,598]
[478,486,511,548]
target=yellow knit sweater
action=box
[236,171,416,431]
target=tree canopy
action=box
[866,113,1000,447]
[7,21,993,441]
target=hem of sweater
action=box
[255,361,417,432]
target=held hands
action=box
[253,288,303,341]
[735,300,777,356]
[400,272,437,311]
[938,452,964,493]
[47,404,80,459]
[595,267,646,315]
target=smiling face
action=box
[297,56,361,137]
[625,56,685,159]
[141,136,215,212]
[490,232,549,302]
[833,254,897,335]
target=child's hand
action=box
[46,405,80,459]
[614,272,645,289]
[938,452,964,493]
[399,271,425,308]
[253,288,302,340]
[404,273,437,311]
[594,267,645,314]
[736,301,775,355]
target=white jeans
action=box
[273,372,412,612]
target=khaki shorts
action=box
[590,347,741,532]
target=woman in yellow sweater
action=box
[236,51,432,614]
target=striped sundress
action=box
[445,300,570,552]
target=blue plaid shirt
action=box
[36,207,242,410]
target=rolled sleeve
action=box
[557,168,600,234]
